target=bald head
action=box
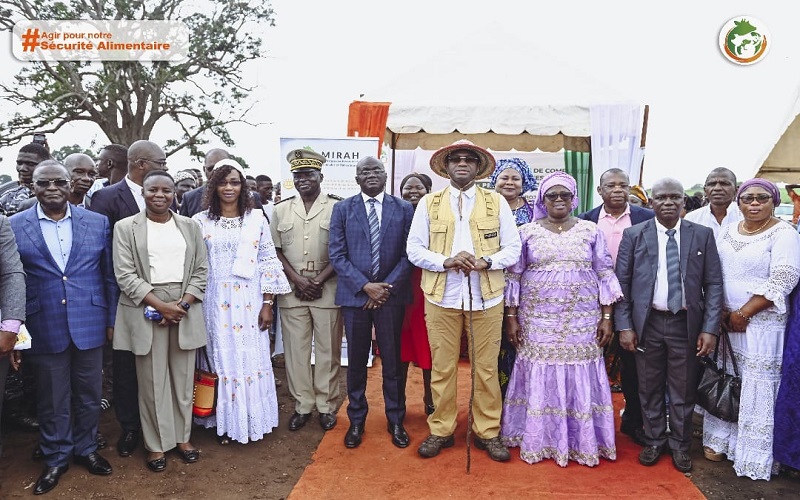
[127,140,167,185]
[203,148,230,178]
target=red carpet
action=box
[289,359,704,499]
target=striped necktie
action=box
[368,198,380,279]
[666,228,682,313]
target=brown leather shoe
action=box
[417,434,454,458]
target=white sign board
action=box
[279,137,380,199]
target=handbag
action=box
[192,347,218,418]
[696,326,741,422]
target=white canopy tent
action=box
[754,88,800,184]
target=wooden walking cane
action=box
[466,274,476,474]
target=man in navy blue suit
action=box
[11,161,118,495]
[578,167,655,447]
[329,156,415,449]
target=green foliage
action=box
[51,143,95,161]
[0,0,275,159]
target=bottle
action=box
[144,306,163,321]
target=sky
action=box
[1,0,800,189]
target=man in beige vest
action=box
[407,140,521,461]
[271,148,343,432]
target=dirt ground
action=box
[1,362,799,499]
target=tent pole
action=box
[638,104,650,186]
[390,132,398,195]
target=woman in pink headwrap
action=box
[702,178,800,480]
[501,171,623,467]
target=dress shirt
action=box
[596,204,631,267]
[684,203,743,239]
[407,185,521,311]
[37,203,73,272]
[652,218,686,311]
[361,191,385,223]
[124,175,146,211]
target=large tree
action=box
[0,0,274,157]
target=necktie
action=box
[368,198,380,279]
[666,228,682,313]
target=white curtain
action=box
[590,104,645,206]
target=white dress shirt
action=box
[652,218,686,311]
[124,175,146,212]
[407,185,521,311]
[684,202,743,238]
[361,191,385,224]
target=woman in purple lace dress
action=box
[501,172,622,467]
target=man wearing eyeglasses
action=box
[89,139,168,459]
[10,160,118,494]
[614,177,723,473]
[407,140,521,461]
[578,168,655,447]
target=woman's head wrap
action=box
[488,158,538,194]
[533,171,579,219]
[736,178,781,206]
[630,185,648,205]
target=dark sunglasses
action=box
[446,155,479,164]
[35,179,69,188]
[544,191,574,201]
[739,193,772,204]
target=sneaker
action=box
[417,434,454,458]
[474,436,511,462]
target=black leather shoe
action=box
[96,432,108,450]
[32,445,44,461]
[74,451,113,475]
[288,412,311,431]
[33,465,68,495]
[639,445,665,466]
[174,447,200,464]
[344,423,365,448]
[388,423,409,448]
[671,449,693,473]
[8,412,39,432]
[146,456,167,473]
[117,430,140,457]
[319,412,337,431]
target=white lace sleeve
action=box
[257,215,291,295]
[750,225,800,314]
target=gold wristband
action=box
[602,313,612,320]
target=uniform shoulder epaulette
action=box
[327,193,343,200]
[274,196,295,205]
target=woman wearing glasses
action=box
[192,160,291,445]
[702,178,800,480]
[113,170,207,472]
[500,171,622,467]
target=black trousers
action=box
[112,349,140,432]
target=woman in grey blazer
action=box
[112,170,209,473]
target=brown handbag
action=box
[192,347,218,418]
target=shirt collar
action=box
[361,191,385,204]
[36,202,72,222]
[655,217,681,234]
[449,185,476,199]
[125,175,142,190]
[599,203,631,219]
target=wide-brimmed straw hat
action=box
[429,140,495,180]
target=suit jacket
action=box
[10,204,118,354]
[112,211,208,355]
[578,203,655,225]
[179,186,263,218]
[329,193,414,308]
[0,215,26,322]
[89,178,140,227]
[614,218,723,344]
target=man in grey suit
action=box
[614,178,723,473]
[0,214,26,458]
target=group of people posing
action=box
[0,137,798,497]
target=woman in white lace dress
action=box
[193,159,291,444]
[702,178,800,480]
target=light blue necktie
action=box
[666,228,682,313]
[368,198,380,279]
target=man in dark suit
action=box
[578,167,654,446]
[329,156,415,449]
[11,161,118,494]
[614,177,723,473]
[179,148,229,217]
[0,214,26,459]
[90,139,167,457]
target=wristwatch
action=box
[483,257,493,270]
[179,301,190,311]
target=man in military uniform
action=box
[270,148,343,432]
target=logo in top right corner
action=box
[719,16,770,65]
